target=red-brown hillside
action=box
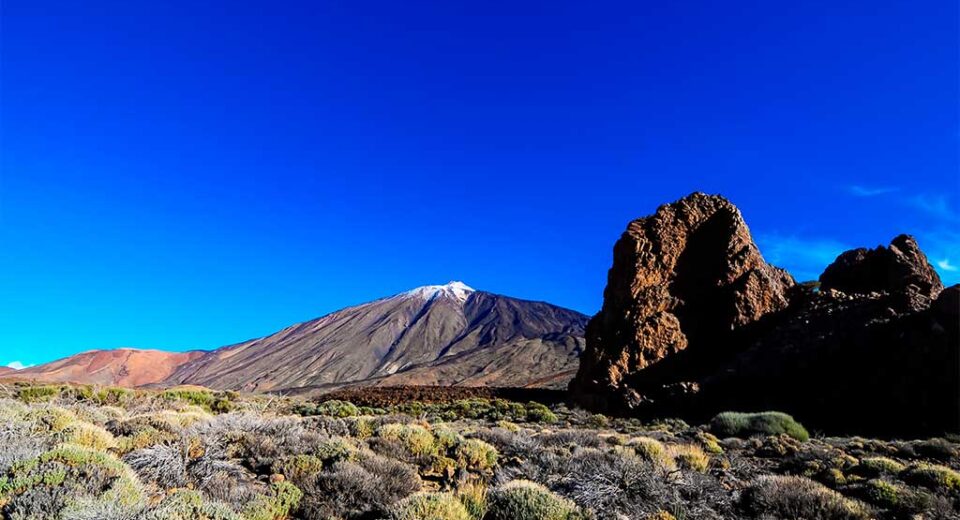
[17,349,206,387]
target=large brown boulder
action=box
[569,193,794,412]
[571,193,959,436]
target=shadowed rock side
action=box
[15,349,207,387]
[571,193,959,436]
[165,286,587,392]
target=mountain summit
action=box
[15,284,587,393]
[401,281,475,303]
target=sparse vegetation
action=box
[0,382,956,520]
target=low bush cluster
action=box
[710,411,810,441]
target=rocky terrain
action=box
[571,192,959,437]
[12,283,587,392]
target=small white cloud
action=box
[847,185,899,197]
[5,361,31,370]
[937,259,958,272]
[909,194,959,222]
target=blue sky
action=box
[1,0,957,368]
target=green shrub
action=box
[694,431,724,454]
[454,439,498,471]
[452,399,496,420]
[525,402,558,424]
[161,389,215,409]
[710,411,809,441]
[315,437,358,464]
[902,463,960,493]
[668,443,709,472]
[24,406,79,433]
[495,420,520,432]
[378,423,437,457]
[587,414,610,428]
[60,421,117,451]
[2,443,145,510]
[486,480,582,520]
[347,416,377,438]
[17,385,60,403]
[644,513,676,520]
[456,482,488,520]
[390,491,473,520]
[144,489,240,520]
[242,481,303,520]
[740,475,871,520]
[913,438,958,461]
[864,479,900,508]
[272,454,324,483]
[856,457,905,477]
[434,426,462,451]
[94,387,133,405]
[626,437,674,470]
[315,399,361,418]
[211,396,235,414]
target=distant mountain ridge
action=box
[15,349,206,387]
[11,283,588,392]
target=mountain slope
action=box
[16,349,206,387]
[165,283,588,392]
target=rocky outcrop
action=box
[569,193,794,411]
[819,234,943,300]
[571,193,959,436]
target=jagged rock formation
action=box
[820,234,943,299]
[569,193,794,411]
[571,193,959,436]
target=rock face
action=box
[571,193,959,436]
[569,193,794,411]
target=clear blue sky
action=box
[1,0,957,368]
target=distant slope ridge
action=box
[16,349,206,387]
[165,282,588,392]
[13,282,588,392]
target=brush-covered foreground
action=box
[0,383,957,520]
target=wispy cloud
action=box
[5,361,31,370]
[847,185,899,197]
[915,228,960,285]
[755,233,850,282]
[908,194,959,222]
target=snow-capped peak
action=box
[403,281,475,303]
